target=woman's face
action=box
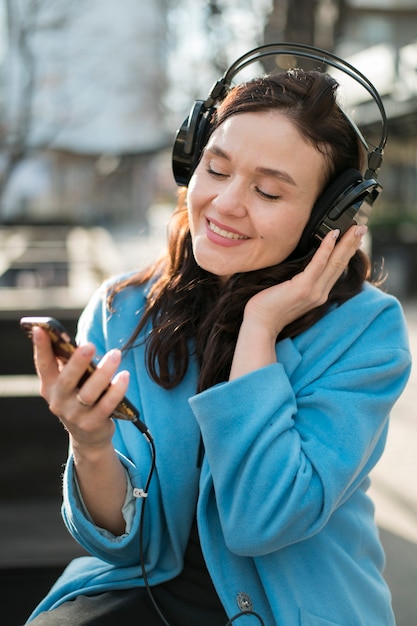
[187,110,328,279]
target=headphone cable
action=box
[134,422,265,626]
[134,427,171,626]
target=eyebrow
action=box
[206,145,297,187]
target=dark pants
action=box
[27,588,171,626]
[27,586,228,626]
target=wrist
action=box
[71,438,116,465]
[240,313,278,347]
[230,315,278,381]
[242,294,285,340]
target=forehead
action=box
[208,111,325,166]
[210,110,309,147]
[208,110,331,189]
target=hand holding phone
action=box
[20,316,147,431]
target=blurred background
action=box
[0,1,416,624]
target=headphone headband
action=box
[206,43,386,170]
[220,44,386,145]
[173,43,387,187]
[172,42,387,259]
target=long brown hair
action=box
[109,70,371,392]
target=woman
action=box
[26,67,411,625]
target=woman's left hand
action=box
[229,224,367,380]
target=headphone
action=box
[172,42,388,258]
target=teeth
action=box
[208,221,247,240]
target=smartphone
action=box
[20,316,139,423]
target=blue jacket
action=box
[27,279,411,625]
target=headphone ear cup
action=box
[172,101,214,186]
[294,168,365,258]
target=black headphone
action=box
[172,42,388,258]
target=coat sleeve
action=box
[189,292,412,557]
[59,279,164,567]
[59,277,200,575]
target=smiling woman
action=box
[25,47,411,626]
[187,110,325,278]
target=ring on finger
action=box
[76,392,94,408]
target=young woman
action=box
[26,66,411,625]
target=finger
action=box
[75,349,123,407]
[53,342,96,398]
[301,228,341,282]
[69,370,130,435]
[327,224,367,277]
[292,225,366,312]
[32,327,62,397]
[308,224,366,286]
[95,370,131,419]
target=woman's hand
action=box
[230,224,367,380]
[32,326,130,449]
[32,327,130,534]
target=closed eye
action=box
[255,187,281,201]
[207,166,228,179]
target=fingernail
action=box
[32,326,42,344]
[332,229,340,240]
[108,349,121,362]
[80,343,94,356]
[354,225,368,238]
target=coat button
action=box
[236,591,253,612]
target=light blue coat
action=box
[27,279,411,625]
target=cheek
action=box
[259,211,310,255]
[261,212,306,238]
[187,179,208,231]
[186,197,198,236]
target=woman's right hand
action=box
[32,326,131,534]
[32,326,130,450]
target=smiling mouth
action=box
[208,220,249,240]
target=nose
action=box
[212,177,248,218]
